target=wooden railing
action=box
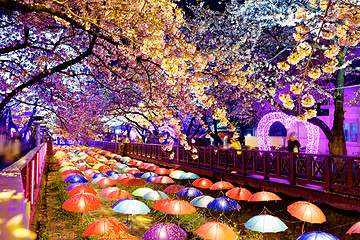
[89,140,120,154]
[0,141,51,236]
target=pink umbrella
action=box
[100,187,121,197]
[346,221,360,235]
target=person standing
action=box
[287,132,301,152]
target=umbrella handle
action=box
[301,221,305,234]
[202,212,206,220]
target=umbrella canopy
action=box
[143,223,187,240]
[127,168,141,174]
[145,176,159,182]
[117,174,135,181]
[92,176,106,184]
[207,197,241,211]
[153,176,175,184]
[160,200,196,215]
[133,172,144,178]
[122,178,147,186]
[347,221,360,235]
[107,189,133,199]
[93,173,107,179]
[179,172,200,180]
[112,199,150,215]
[245,214,288,233]
[98,231,139,240]
[81,219,129,236]
[143,190,168,201]
[96,177,118,186]
[62,193,100,212]
[154,168,171,175]
[141,172,158,179]
[132,188,153,197]
[61,170,83,176]
[296,231,339,240]
[100,187,121,197]
[68,185,97,196]
[109,174,121,180]
[226,187,252,201]
[115,164,128,170]
[248,191,282,202]
[196,222,237,240]
[190,195,215,208]
[287,201,326,224]
[65,183,90,191]
[64,174,88,183]
[192,178,214,189]
[106,170,120,176]
[163,184,185,194]
[120,166,130,173]
[153,199,173,211]
[209,181,234,190]
[176,187,203,198]
[169,170,186,179]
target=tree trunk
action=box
[328,46,348,156]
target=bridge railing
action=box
[123,143,360,196]
[0,141,51,237]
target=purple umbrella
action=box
[176,187,203,197]
[143,223,187,240]
[64,174,88,183]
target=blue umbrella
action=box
[190,195,215,208]
[65,183,89,191]
[145,176,158,182]
[112,199,150,215]
[93,173,107,179]
[115,164,128,169]
[207,197,241,211]
[91,176,106,184]
[133,173,144,178]
[176,187,203,198]
[143,190,168,200]
[120,166,130,173]
[179,172,200,180]
[296,231,339,240]
[109,174,120,180]
[64,175,88,183]
[141,172,158,179]
[106,170,119,176]
[245,214,287,233]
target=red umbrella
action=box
[61,170,83,176]
[110,163,120,169]
[192,178,214,189]
[99,165,111,171]
[62,193,100,212]
[68,185,97,196]
[96,178,118,186]
[287,201,326,224]
[81,219,129,236]
[133,161,144,167]
[122,178,146,186]
[248,191,282,202]
[153,176,174,184]
[117,174,135,181]
[100,187,121,197]
[83,169,97,175]
[98,231,139,240]
[163,184,185,194]
[347,221,360,235]
[161,200,196,215]
[226,187,252,201]
[209,181,234,190]
[146,165,160,171]
[106,189,133,199]
[127,169,141,174]
[154,168,171,175]
[78,165,90,170]
[153,199,173,211]
[196,222,237,240]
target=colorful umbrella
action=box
[153,176,174,184]
[248,191,282,202]
[61,170,83,176]
[176,187,203,198]
[92,177,106,184]
[347,221,360,235]
[154,168,171,175]
[163,184,185,194]
[143,190,168,200]
[145,176,159,182]
[96,177,118,186]
[117,174,135,181]
[81,219,129,236]
[107,189,133,199]
[122,178,147,186]
[207,197,241,211]
[209,181,234,190]
[133,172,144,178]
[127,168,141,174]
[143,223,187,240]
[190,195,215,208]
[132,188,153,197]
[64,174,88,183]
[153,199,173,211]
[179,172,200,180]
[112,199,150,215]
[83,169,98,175]
[226,187,252,201]
[287,201,326,224]
[296,231,339,240]
[65,183,90,191]
[245,214,287,233]
[169,170,186,179]
[120,166,130,173]
[100,187,121,197]
[160,200,196,215]
[93,173,107,179]
[141,172,158,179]
[62,193,100,212]
[109,174,121,180]
[98,231,139,240]
[115,164,128,170]
[192,178,214,189]
[106,170,119,176]
[196,222,237,240]
[68,185,97,196]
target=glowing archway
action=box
[257,112,320,154]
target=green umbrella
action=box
[132,188,153,197]
[169,170,186,179]
[93,163,106,170]
[59,166,77,173]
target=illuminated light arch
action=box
[257,112,320,154]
